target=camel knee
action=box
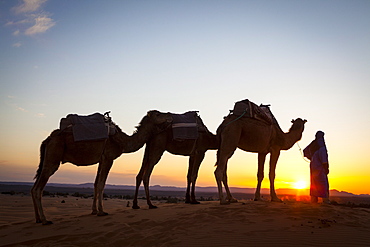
[136,172,144,182]
[214,169,223,182]
[31,185,42,199]
[142,176,150,187]
[190,174,198,183]
[257,172,264,182]
[31,186,37,197]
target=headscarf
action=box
[303,131,325,160]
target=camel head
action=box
[290,118,307,132]
[134,110,172,134]
[146,110,173,124]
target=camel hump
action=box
[59,112,116,142]
[232,99,273,125]
[171,111,199,140]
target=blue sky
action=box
[1,0,370,194]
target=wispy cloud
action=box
[25,14,55,35]
[6,95,46,118]
[16,106,27,112]
[13,0,47,14]
[13,30,20,36]
[6,0,55,38]
[12,42,22,47]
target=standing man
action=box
[303,131,330,204]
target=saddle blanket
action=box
[171,111,199,140]
[233,99,273,125]
[60,113,114,142]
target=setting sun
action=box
[293,181,308,190]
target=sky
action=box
[1,0,369,195]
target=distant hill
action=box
[1,181,369,197]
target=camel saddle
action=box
[171,111,200,140]
[232,99,273,125]
[59,112,116,142]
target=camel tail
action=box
[34,138,48,180]
[215,151,220,167]
[214,126,223,167]
[214,143,222,167]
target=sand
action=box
[1,194,369,247]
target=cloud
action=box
[17,106,27,112]
[6,0,55,37]
[13,0,47,14]
[25,14,55,35]
[12,42,22,47]
[5,19,32,27]
[13,30,20,36]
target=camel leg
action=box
[214,159,226,205]
[269,150,282,202]
[222,164,237,203]
[132,162,147,209]
[215,129,239,205]
[186,152,205,204]
[132,144,160,209]
[140,144,164,209]
[215,152,235,205]
[142,166,157,209]
[31,162,60,225]
[93,159,114,216]
[185,155,195,203]
[92,164,103,214]
[254,153,267,201]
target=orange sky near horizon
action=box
[1,102,369,196]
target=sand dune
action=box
[1,194,369,246]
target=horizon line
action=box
[1,181,369,196]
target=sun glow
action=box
[293,180,308,190]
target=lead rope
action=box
[225,110,246,126]
[297,142,310,163]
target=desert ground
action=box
[1,194,369,246]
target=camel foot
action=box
[271,198,283,203]
[42,220,53,225]
[220,201,230,205]
[132,205,140,209]
[254,198,263,201]
[91,210,98,215]
[190,200,201,205]
[185,196,191,204]
[228,198,238,203]
[97,211,109,216]
[149,205,158,209]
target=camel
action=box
[31,110,172,225]
[132,113,218,209]
[214,108,306,204]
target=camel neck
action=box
[123,125,154,153]
[281,127,303,150]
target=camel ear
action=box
[304,119,307,123]
[291,119,295,123]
